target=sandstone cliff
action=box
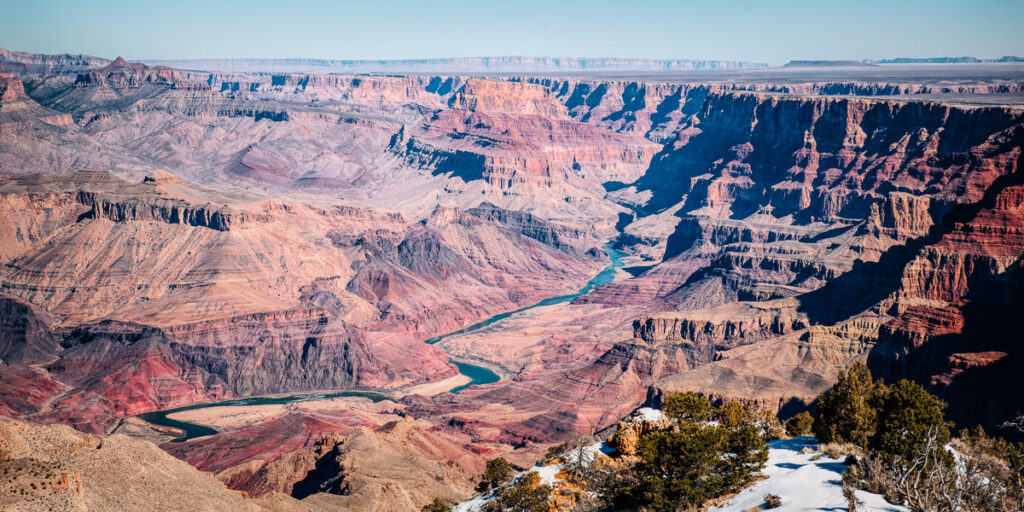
[392,78,660,192]
[0,169,604,433]
[1,56,1023,511]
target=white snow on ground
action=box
[455,444,601,510]
[635,406,666,422]
[563,440,615,464]
[453,492,491,512]
[708,436,908,512]
[532,463,562,486]
[455,423,911,511]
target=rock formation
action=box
[1,48,1023,511]
[0,47,110,75]
[0,417,276,511]
[0,169,604,433]
[140,56,767,74]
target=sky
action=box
[2,0,1023,65]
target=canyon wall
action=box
[1,52,1023,509]
[0,168,605,433]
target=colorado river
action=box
[136,241,625,441]
[136,390,389,442]
[427,241,626,391]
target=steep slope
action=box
[265,417,480,511]
[869,161,1024,428]
[0,417,276,512]
[392,78,660,191]
[0,170,605,433]
[1,52,1023,511]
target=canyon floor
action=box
[1,50,1023,511]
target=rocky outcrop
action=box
[0,47,110,75]
[0,417,277,511]
[73,57,206,91]
[0,74,75,129]
[869,168,1024,429]
[633,301,807,348]
[465,202,592,252]
[0,295,58,364]
[80,194,259,230]
[0,74,28,101]
[607,410,672,456]
[452,79,569,118]
[275,417,478,510]
[393,78,660,191]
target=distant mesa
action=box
[871,56,1023,64]
[99,55,148,73]
[0,46,111,74]
[783,60,875,67]
[783,57,1024,67]
[141,55,769,73]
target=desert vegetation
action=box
[421,497,453,512]
[809,362,1024,511]
[475,392,770,511]
[472,367,1024,512]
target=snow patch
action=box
[532,464,562,486]
[707,436,908,512]
[634,406,665,422]
[455,426,910,511]
[453,493,492,512]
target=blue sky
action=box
[2,0,1022,64]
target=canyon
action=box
[1,47,1023,511]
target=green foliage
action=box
[869,379,949,459]
[716,401,758,429]
[813,361,881,446]
[662,391,712,422]
[609,418,768,511]
[484,457,513,487]
[756,409,787,441]
[785,411,814,437]
[421,497,452,512]
[539,441,570,466]
[483,472,552,512]
[622,424,729,510]
[814,362,951,461]
[723,422,771,493]
[814,366,1024,511]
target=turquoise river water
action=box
[137,241,626,441]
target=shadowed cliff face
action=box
[573,89,1024,433]
[868,152,1024,431]
[2,55,1024,511]
[391,78,661,192]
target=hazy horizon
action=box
[2,0,1023,65]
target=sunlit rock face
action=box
[1,48,1023,511]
